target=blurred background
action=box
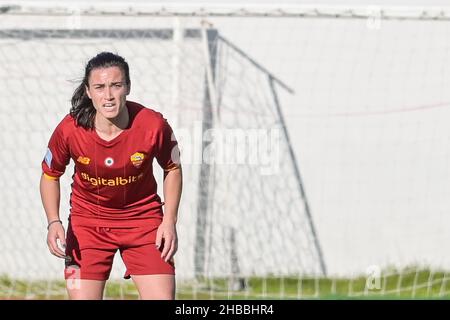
[0,0,449,299]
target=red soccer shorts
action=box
[64,221,175,281]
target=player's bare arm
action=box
[40,174,66,258]
[157,166,183,262]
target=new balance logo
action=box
[77,156,91,165]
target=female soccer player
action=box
[39,52,182,300]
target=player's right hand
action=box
[47,223,67,259]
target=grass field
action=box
[1,268,448,300]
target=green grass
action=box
[1,268,448,300]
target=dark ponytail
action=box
[70,52,131,129]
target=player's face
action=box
[85,66,130,121]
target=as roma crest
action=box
[130,152,145,168]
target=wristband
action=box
[47,219,62,230]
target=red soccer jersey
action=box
[42,101,180,227]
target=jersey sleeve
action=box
[155,117,181,172]
[41,120,71,180]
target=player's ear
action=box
[125,83,131,96]
[85,85,92,99]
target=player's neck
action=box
[95,105,129,135]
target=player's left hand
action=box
[156,220,178,263]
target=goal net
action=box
[0,3,449,299]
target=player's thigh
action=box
[119,226,175,280]
[131,274,175,300]
[66,279,106,300]
[65,224,117,282]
